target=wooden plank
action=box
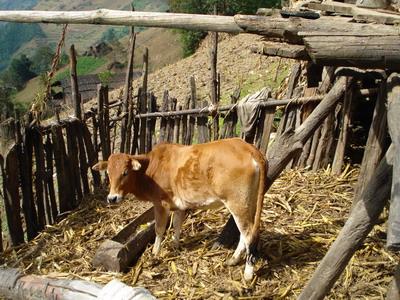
[250,42,309,60]
[0,119,25,246]
[66,122,83,207]
[298,144,394,300]
[307,1,400,24]
[16,125,38,240]
[44,135,58,222]
[75,120,90,195]
[32,128,47,228]
[51,124,74,213]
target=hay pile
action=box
[1,168,398,299]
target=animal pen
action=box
[0,3,400,299]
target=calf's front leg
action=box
[153,204,169,255]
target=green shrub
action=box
[169,0,280,56]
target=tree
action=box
[169,0,280,56]
[1,55,36,90]
[31,46,54,74]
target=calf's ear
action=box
[130,158,141,171]
[92,161,108,171]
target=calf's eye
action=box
[122,170,128,176]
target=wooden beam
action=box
[250,42,309,60]
[0,10,243,33]
[307,1,400,24]
[303,35,400,70]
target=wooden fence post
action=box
[32,128,50,226]
[44,135,58,223]
[386,73,400,250]
[75,120,90,195]
[332,84,353,174]
[51,124,74,213]
[69,44,82,120]
[185,77,196,145]
[120,31,136,153]
[220,89,240,139]
[80,122,101,187]
[66,122,83,207]
[210,6,219,141]
[159,91,169,143]
[353,81,388,203]
[16,123,38,240]
[197,101,210,144]
[0,119,25,246]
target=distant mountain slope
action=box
[0,0,169,71]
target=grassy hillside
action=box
[0,0,169,71]
[13,27,183,108]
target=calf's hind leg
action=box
[172,210,186,247]
[224,203,258,281]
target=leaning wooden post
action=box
[120,31,136,153]
[69,44,82,120]
[139,48,149,154]
[387,264,400,300]
[332,83,353,174]
[210,5,219,141]
[298,144,394,300]
[97,85,107,160]
[0,119,25,246]
[386,73,400,250]
[353,81,388,203]
[217,76,354,247]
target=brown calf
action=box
[93,138,267,281]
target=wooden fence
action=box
[0,29,381,254]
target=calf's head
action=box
[92,153,141,204]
